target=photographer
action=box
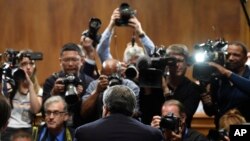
[160,44,203,128]
[151,99,208,141]
[96,6,155,63]
[80,59,139,124]
[42,43,94,128]
[1,50,43,141]
[201,41,250,128]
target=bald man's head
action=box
[101,59,121,76]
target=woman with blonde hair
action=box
[1,49,43,141]
[219,108,246,131]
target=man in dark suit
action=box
[74,85,164,141]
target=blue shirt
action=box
[96,26,155,63]
[39,127,65,141]
[211,65,250,126]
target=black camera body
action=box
[83,17,102,47]
[125,64,138,80]
[115,3,135,26]
[61,74,81,86]
[160,112,181,133]
[4,49,43,68]
[136,48,176,88]
[0,49,43,97]
[192,39,228,82]
[207,128,228,141]
[61,74,82,105]
[108,73,122,86]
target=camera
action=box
[160,112,181,133]
[108,73,122,86]
[61,74,82,105]
[192,38,228,82]
[115,3,135,26]
[83,17,102,47]
[125,64,138,80]
[207,128,228,141]
[136,48,176,88]
[0,49,43,97]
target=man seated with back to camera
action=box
[151,99,208,141]
[42,42,94,129]
[80,58,140,124]
[201,41,250,128]
[75,85,164,141]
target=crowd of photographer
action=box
[1,2,250,141]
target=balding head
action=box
[101,59,121,76]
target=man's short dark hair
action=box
[228,41,248,57]
[103,85,136,116]
[0,95,11,130]
[60,42,83,57]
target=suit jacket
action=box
[74,113,164,141]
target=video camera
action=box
[192,38,228,83]
[160,112,181,133]
[82,17,102,47]
[136,47,176,88]
[125,64,138,80]
[0,49,43,97]
[60,73,82,105]
[115,3,135,26]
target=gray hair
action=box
[163,99,186,116]
[123,42,145,63]
[44,96,68,112]
[166,44,189,60]
[103,85,136,116]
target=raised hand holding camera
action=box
[115,3,136,26]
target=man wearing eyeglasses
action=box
[42,42,94,128]
[33,96,74,141]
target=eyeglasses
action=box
[61,57,81,63]
[45,111,66,117]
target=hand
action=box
[76,84,84,97]
[96,75,109,93]
[23,70,34,88]
[162,76,171,97]
[120,62,128,78]
[224,135,230,141]
[108,8,120,28]
[208,62,232,78]
[151,115,161,128]
[165,130,182,141]
[51,78,65,95]
[128,16,145,35]
[80,34,96,60]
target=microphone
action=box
[131,34,136,47]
